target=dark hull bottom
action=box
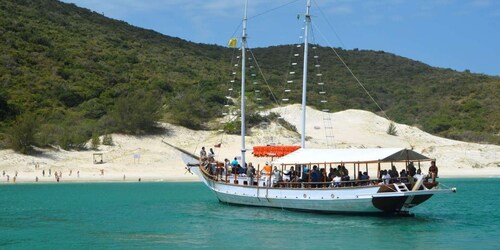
[372,194,433,212]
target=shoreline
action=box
[1,107,499,185]
[2,173,499,185]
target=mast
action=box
[240,0,248,167]
[300,0,311,148]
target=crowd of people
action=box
[199,146,440,188]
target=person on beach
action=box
[77,170,80,178]
[36,176,39,182]
[49,169,51,177]
[2,170,5,177]
[42,170,45,177]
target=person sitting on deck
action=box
[407,162,417,185]
[284,167,298,182]
[310,165,320,187]
[328,168,336,182]
[320,168,327,184]
[382,170,391,185]
[360,172,370,185]
[302,165,310,182]
[340,165,350,182]
[427,160,438,183]
[332,175,341,187]
[236,164,246,175]
[390,165,399,180]
[400,169,408,183]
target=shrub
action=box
[387,122,398,136]
[102,134,113,146]
[91,133,100,150]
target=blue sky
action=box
[61,0,500,76]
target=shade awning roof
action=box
[272,148,431,165]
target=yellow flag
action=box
[228,38,237,48]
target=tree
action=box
[6,113,38,154]
[105,89,162,134]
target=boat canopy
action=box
[272,148,431,165]
[253,145,301,157]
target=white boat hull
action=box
[190,166,455,214]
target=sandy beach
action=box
[1,104,499,184]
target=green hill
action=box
[0,0,498,153]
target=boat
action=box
[183,0,456,215]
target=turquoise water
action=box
[1,179,499,249]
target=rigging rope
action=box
[312,21,415,149]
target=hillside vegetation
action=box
[0,0,498,153]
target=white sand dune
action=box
[1,104,499,184]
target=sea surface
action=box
[1,178,499,249]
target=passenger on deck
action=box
[320,168,327,184]
[400,169,408,183]
[302,165,310,182]
[284,166,298,182]
[428,160,438,183]
[208,148,215,162]
[231,157,239,168]
[360,172,370,185]
[390,165,399,180]
[224,158,231,176]
[311,165,320,187]
[328,168,336,182]
[408,162,417,185]
[261,162,272,176]
[272,166,282,184]
[340,165,350,182]
[236,164,245,175]
[247,163,255,185]
[200,147,207,161]
[382,170,391,184]
[332,175,341,187]
[210,162,217,175]
[231,157,239,174]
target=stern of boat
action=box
[372,176,456,214]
